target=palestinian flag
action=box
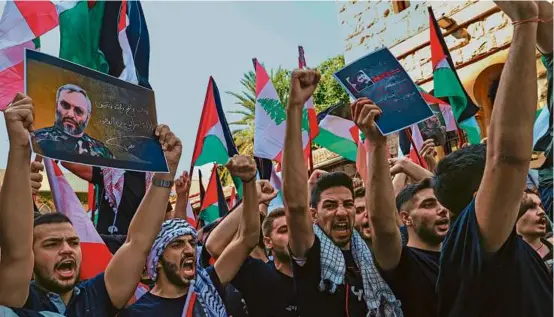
[100,0,151,88]
[429,7,481,144]
[44,159,112,280]
[253,58,310,163]
[313,103,359,162]
[59,1,108,72]
[199,165,229,225]
[191,77,242,197]
[0,1,64,109]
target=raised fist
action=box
[4,93,34,149]
[155,124,182,176]
[289,69,321,108]
[30,160,44,195]
[351,98,386,147]
[226,155,257,182]
[174,171,191,197]
[308,169,328,187]
[256,180,278,204]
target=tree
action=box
[226,55,350,157]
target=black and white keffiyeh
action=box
[147,219,227,317]
[313,224,403,317]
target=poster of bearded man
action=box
[25,49,168,173]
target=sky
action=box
[0,1,344,179]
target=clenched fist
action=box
[226,155,257,182]
[351,98,385,147]
[256,180,278,204]
[288,69,321,108]
[154,124,182,177]
[4,93,34,149]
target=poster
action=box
[334,47,433,135]
[25,49,168,173]
[418,104,448,146]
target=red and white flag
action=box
[44,159,112,280]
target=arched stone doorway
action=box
[472,63,505,138]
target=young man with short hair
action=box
[353,187,371,244]
[351,97,450,317]
[0,93,184,317]
[282,69,401,317]
[433,2,553,316]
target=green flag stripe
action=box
[314,128,358,162]
[194,135,229,167]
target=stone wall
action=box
[338,0,548,130]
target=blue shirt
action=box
[119,266,224,317]
[0,306,65,317]
[232,257,298,317]
[24,273,117,317]
[437,199,553,317]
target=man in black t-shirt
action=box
[207,207,298,317]
[120,155,262,317]
[281,69,401,317]
[433,2,553,316]
[352,98,451,317]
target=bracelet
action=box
[241,174,257,183]
[512,17,552,26]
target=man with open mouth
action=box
[517,189,553,263]
[282,69,401,317]
[0,98,183,317]
[120,154,262,317]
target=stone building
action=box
[338,0,548,135]
[314,0,549,176]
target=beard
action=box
[33,267,80,294]
[415,225,445,246]
[272,246,290,263]
[160,256,192,287]
[55,109,88,136]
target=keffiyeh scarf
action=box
[101,167,154,212]
[147,219,227,317]
[313,224,403,317]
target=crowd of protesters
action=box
[0,1,553,316]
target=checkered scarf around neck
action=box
[101,167,154,212]
[147,219,227,317]
[313,224,403,317]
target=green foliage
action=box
[227,55,350,155]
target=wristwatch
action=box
[152,178,174,188]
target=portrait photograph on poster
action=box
[334,47,433,135]
[25,49,168,173]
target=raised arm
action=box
[0,94,35,307]
[214,156,274,285]
[104,125,182,308]
[173,171,191,220]
[282,69,320,258]
[206,180,276,258]
[477,1,540,252]
[60,161,93,183]
[352,98,402,270]
[392,173,407,197]
[390,157,434,182]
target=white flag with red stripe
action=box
[186,200,196,228]
[44,158,112,280]
[44,158,149,302]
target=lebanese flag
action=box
[44,159,112,280]
[253,58,310,163]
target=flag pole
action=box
[404,128,425,166]
[298,45,314,175]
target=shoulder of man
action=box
[32,126,59,140]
